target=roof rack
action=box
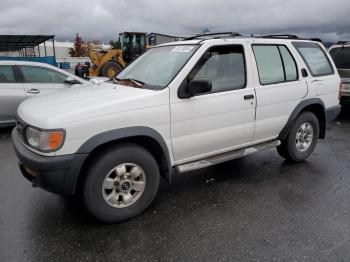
[258,34,322,43]
[337,41,350,45]
[183,32,241,40]
[261,34,299,39]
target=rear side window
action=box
[252,45,298,85]
[0,65,16,83]
[292,42,334,76]
[19,65,68,84]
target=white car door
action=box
[0,65,26,124]
[170,44,256,164]
[17,65,74,97]
[250,43,308,142]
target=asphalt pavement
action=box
[1,108,350,262]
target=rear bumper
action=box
[326,105,341,122]
[12,129,88,194]
[340,95,350,106]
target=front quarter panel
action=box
[55,88,173,163]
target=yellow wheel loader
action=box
[88,48,126,78]
[82,32,147,78]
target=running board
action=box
[176,140,281,173]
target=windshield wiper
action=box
[115,77,145,87]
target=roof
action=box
[157,36,320,48]
[0,35,55,52]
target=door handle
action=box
[27,89,40,94]
[244,94,254,100]
[311,79,322,83]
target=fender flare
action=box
[278,98,326,141]
[77,126,172,182]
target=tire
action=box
[81,144,160,223]
[101,61,123,78]
[277,111,319,162]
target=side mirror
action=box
[187,79,212,96]
[64,77,80,85]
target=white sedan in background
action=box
[0,61,90,126]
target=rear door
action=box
[17,65,71,97]
[250,43,308,141]
[0,65,26,124]
[292,41,339,108]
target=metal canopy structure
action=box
[0,35,56,65]
[0,35,54,52]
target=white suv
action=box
[12,33,341,223]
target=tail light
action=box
[339,82,343,101]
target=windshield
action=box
[116,45,199,89]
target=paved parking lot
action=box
[1,108,350,262]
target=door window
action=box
[279,46,298,81]
[252,45,298,85]
[292,42,334,76]
[0,65,16,83]
[189,45,246,93]
[19,65,68,83]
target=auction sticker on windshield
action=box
[171,46,194,52]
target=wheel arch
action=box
[279,98,327,140]
[75,127,173,189]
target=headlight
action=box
[25,127,65,152]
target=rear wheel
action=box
[277,111,319,162]
[81,144,160,223]
[101,61,123,78]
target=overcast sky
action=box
[0,0,349,42]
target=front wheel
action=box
[81,144,160,223]
[101,61,123,78]
[277,111,319,162]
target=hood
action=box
[17,83,165,128]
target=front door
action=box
[0,65,26,124]
[170,44,256,164]
[17,65,69,98]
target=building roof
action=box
[0,35,55,52]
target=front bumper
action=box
[12,129,88,194]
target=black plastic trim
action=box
[278,98,326,140]
[326,105,341,122]
[76,126,172,182]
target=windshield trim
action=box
[114,44,201,90]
